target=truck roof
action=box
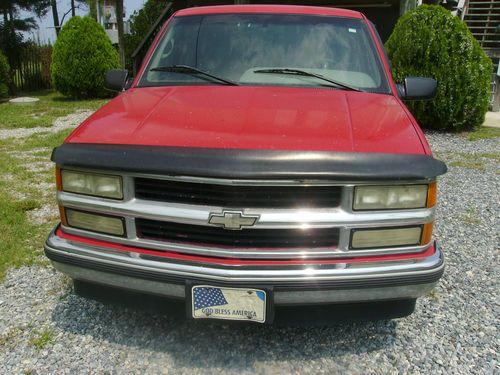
[175,5,363,19]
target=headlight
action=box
[353,184,429,210]
[65,209,125,236]
[350,226,422,249]
[61,170,123,199]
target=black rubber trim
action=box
[52,144,447,181]
[44,245,444,291]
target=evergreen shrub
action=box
[52,16,120,99]
[385,5,493,130]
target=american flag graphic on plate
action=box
[193,287,228,310]
[191,285,266,323]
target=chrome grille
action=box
[56,171,435,259]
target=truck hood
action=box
[67,86,425,154]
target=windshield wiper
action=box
[253,68,362,92]
[150,65,239,86]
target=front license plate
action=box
[191,285,266,323]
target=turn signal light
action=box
[420,222,433,245]
[427,182,437,208]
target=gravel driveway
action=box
[0,131,498,374]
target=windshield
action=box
[139,14,389,93]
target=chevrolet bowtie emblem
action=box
[208,211,260,230]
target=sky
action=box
[23,0,145,44]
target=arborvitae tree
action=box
[386,5,493,131]
[51,16,120,98]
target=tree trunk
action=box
[71,0,76,17]
[116,0,125,67]
[3,8,15,96]
[88,0,98,20]
[51,0,60,36]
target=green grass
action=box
[0,91,106,280]
[0,90,108,129]
[480,152,500,161]
[446,151,499,171]
[454,152,500,161]
[0,143,57,280]
[449,160,486,171]
[467,127,500,141]
[30,328,54,350]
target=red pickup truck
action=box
[45,5,446,323]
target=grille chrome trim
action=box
[56,171,436,260]
[45,228,444,283]
[57,191,435,229]
[61,224,431,259]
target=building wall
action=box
[96,0,130,44]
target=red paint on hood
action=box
[66,86,426,155]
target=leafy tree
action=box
[0,1,38,59]
[124,0,168,70]
[0,1,44,94]
[51,16,120,98]
[386,5,493,131]
[0,51,11,99]
[78,0,97,20]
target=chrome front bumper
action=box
[44,228,444,305]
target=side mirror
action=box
[396,77,437,101]
[105,69,129,91]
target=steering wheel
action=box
[160,38,175,60]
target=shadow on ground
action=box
[51,283,399,371]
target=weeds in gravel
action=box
[455,152,500,161]
[461,207,481,225]
[29,328,54,350]
[0,90,107,129]
[467,127,500,141]
[0,327,24,348]
[444,152,500,171]
[427,290,439,300]
[449,160,486,171]
[0,146,50,279]
[480,152,500,161]
[0,91,104,280]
